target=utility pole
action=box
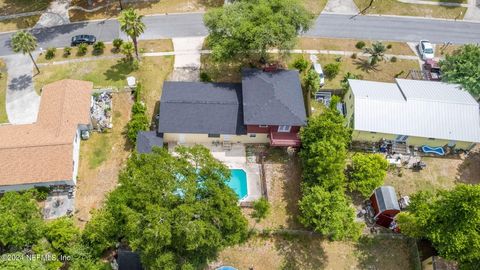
[118,0,123,10]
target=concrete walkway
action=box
[35,0,71,28]
[4,54,40,124]
[323,0,359,14]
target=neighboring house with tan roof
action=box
[0,79,93,193]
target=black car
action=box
[71,34,96,46]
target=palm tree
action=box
[121,41,134,61]
[118,8,145,60]
[364,41,386,66]
[11,30,39,74]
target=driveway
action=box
[169,36,205,81]
[323,0,359,14]
[4,54,40,124]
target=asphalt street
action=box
[0,12,479,56]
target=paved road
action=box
[307,14,480,44]
[0,13,479,56]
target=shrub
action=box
[93,41,105,55]
[34,186,50,201]
[45,47,56,60]
[351,53,357,59]
[387,44,393,49]
[131,101,146,115]
[347,153,388,197]
[121,41,134,61]
[324,63,340,79]
[131,59,140,71]
[293,57,309,73]
[251,198,270,222]
[77,43,88,56]
[112,38,123,52]
[200,72,212,82]
[355,41,366,49]
[390,56,397,62]
[126,113,149,143]
[63,46,72,57]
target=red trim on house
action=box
[269,130,301,147]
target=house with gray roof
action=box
[344,78,480,150]
[136,69,306,153]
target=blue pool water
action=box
[227,169,248,200]
[216,266,238,270]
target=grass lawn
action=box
[309,54,419,89]
[201,53,419,89]
[0,15,41,32]
[34,56,173,117]
[354,0,467,19]
[302,0,328,15]
[0,59,7,123]
[242,148,304,230]
[69,0,223,22]
[298,37,416,56]
[75,92,132,226]
[435,43,462,57]
[214,235,415,270]
[0,0,50,15]
[70,0,326,22]
[37,39,173,64]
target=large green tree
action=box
[347,153,388,197]
[11,30,40,73]
[397,184,480,268]
[44,217,80,255]
[300,108,351,189]
[204,0,313,61]
[0,191,44,249]
[440,44,480,97]
[299,186,362,240]
[83,146,248,269]
[118,8,145,59]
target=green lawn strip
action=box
[353,0,466,19]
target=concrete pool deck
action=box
[168,143,263,202]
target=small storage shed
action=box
[370,186,401,228]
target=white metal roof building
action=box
[348,79,480,144]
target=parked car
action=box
[312,63,325,87]
[71,35,96,46]
[423,59,442,81]
[419,40,434,60]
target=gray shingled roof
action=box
[374,186,400,212]
[136,131,164,154]
[158,82,246,135]
[242,69,307,126]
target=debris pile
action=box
[91,92,113,131]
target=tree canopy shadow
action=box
[456,148,480,185]
[353,58,380,73]
[8,74,32,91]
[103,59,135,83]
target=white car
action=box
[312,63,325,87]
[419,40,435,60]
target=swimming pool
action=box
[227,169,248,200]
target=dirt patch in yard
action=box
[213,234,414,270]
[74,92,132,227]
[457,146,480,185]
